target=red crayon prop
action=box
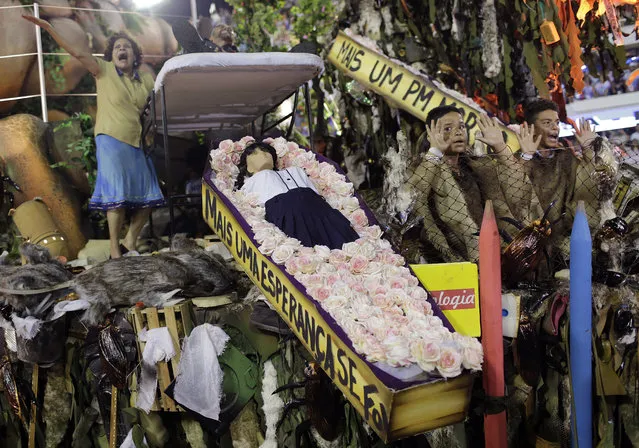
[479,201,507,448]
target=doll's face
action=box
[246,148,274,174]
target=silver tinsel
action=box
[481,0,502,78]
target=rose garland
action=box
[210,136,482,379]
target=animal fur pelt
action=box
[0,243,72,311]
[74,240,237,325]
[0,239,237,325]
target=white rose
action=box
[259,236,280,255]
[333,180,354,197]
[358,242,377,261]
[313,245,331,260]
[342,241,362,258]
[340,197,361,213]
[382,335,412,366]
[272,244,296,264]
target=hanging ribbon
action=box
[576,0,595,21]
[564,0,586,92]
[603,0,625,45]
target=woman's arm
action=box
[22,15,100,76]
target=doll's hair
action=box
[235,141,278,189]
[103,32,143,68]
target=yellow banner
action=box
[411,263,481,337]
[202,183,394,440]
[328,32,520,152]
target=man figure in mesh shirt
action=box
[497,99,617,240]
[404,105,544,263]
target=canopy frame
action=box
[139,52,323,238]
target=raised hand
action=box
[425,119,452,153]
[516,122,541,157]
[573,118,598,148]
[22,15,52,31]
[476,114,507,152]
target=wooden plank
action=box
[163,306,181,377]
[179,302,194,335]
[145,308,177,411]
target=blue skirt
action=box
[89,134,165,211]
[265,188,359,249]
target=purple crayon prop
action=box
[570,201,592,448]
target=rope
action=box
[0,281,73,296]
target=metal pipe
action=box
[286,89,300,139]
[161,85,174,239]
[190,0,198,27]
[303,82,313,151]
[33,2,48,122]
[0,94,42,103]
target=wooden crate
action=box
[128,301,194,412]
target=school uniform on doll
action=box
[237,142,359,250]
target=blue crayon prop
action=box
[570,201,592,448]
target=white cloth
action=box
[11,315,41,340]
[136,327,176,413]
[173,324,229,421]
[241,167,318,204]
[51,298,91,320]
[120,428,148,448]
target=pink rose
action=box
[390,277,408,290]
[319,162,337,177]
[328,250,348,264]
[349,255,369,274]
[210,153,231,172]
[233,142,244,153]
[285,256,299,275]
[230,153,241,165]
[373,285,388,296]
[305,164,320,178]
[350,209,369,228]
[436,347,463,378]
[332,262,350,272]
[308,286,331,302]
[305,274,325,288]
[240,136,255,146]
[324,273,340,286]
[372,293,394,310]
[403,275,419,287]
[297,255,320,274]
[357,337,386,363]
[410,338,441,372]
[361,225,383,240]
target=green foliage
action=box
[52,112,98,191]
[226,0,288,51]
[289,0,336,46]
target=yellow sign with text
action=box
[411,263,481,337]
[328,31,520,152]
[202,183,394,439]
